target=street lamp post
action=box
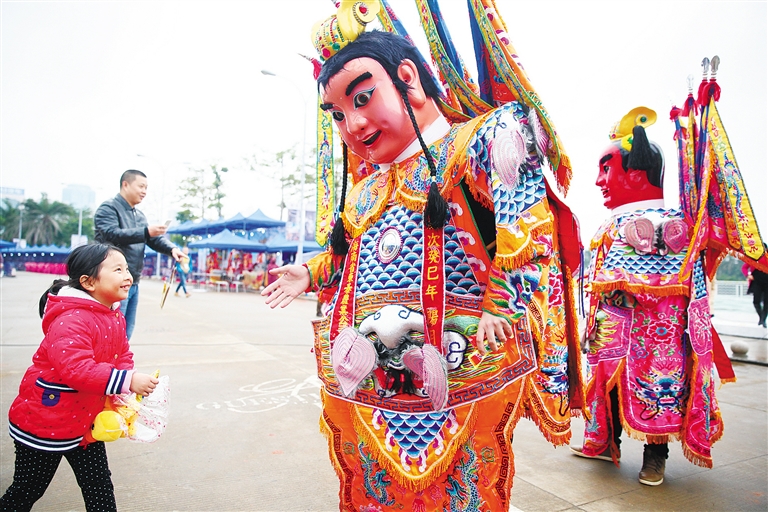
[136,154,169,223]
[137,154,176,278]
[17,203,24,244]
[261,69,308,265]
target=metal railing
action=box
[715,281,750,296]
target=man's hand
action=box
[147,224,168,237]
[261,265,311,309]
[170,247,184,262]
[130,372,159,397]
[475,312,513,355]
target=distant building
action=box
[0,187,25,205]
[62,184,95,211]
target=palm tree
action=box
[22,195,75,246]
[0,199,22,241]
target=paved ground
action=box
[1,272,766,511]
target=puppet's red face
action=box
[321,57,416,164]
[596,145,630,209]
[596,144,663,209]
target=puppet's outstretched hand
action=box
[261,265,310,309]
[475,312,512,355]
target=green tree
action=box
[716,255,749,281]
[246,145,324,221]
[22,195,75,246]
[0,199,22,241]
[56,208,94,246]
[176,164,229,220]
[209,165,229,219]
[175,209,196,223]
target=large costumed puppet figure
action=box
[571,79,768,485]
[263,1,583,509]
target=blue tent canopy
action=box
[166,219,197,234]
[9,245,71,255]
[208,209,286,232]
[167,218,224,236]
[264,234,322,253]
[168,210,284,236]
[243,209,285,229]
[0,240,15,249]
[211,212,248,232]
[188,229,267,252]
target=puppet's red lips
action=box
[362,131,381,146]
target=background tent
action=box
[241,209,285,229]
[264,234,322,253]
[167,218,223,236]
[168,210,284,236]
[188,229,267,252]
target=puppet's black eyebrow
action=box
[345,72,373,96]
[599,154,613,165]
[320,103,334,111]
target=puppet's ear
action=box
[398,59,427,108]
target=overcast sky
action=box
[2,0,766,242]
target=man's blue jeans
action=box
[120,284,139,340]
[175,271,188,294]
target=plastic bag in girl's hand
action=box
[113,375,171,443]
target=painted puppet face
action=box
[596,144,664,210]
[320,57,416,164]
[596,145,629,209]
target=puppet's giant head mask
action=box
[597,107,664,210]
[313,2,441,164]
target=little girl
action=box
[0,243,159,512]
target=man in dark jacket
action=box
[95,169,182,339]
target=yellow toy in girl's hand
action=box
[89,396,137,442]
[91,404,135,442]
[90,372,170,443]
[91,412,124,442]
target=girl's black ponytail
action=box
[39,279,68,318]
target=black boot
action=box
[639,444,667,486]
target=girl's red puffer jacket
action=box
[8,288,134,451]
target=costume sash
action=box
[329,236,362,341]
[421,225,446,351]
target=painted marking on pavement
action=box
[196,376,322,413]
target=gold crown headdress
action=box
[311,1,381,62]
[609,106,657,151]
